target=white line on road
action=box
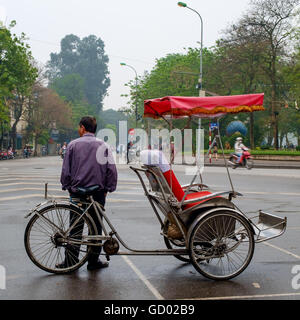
[263,242,300,260]
[182,292,300,300]
[0,188,144,197]
[0,194,144,202]
[122,256,164,300]
[0,182,142,192]
[1,183,299,197]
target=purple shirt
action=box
[60,133,117,193]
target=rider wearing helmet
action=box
[234,137,248,164]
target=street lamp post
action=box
[178,2,205,164]
[177,2,204,97]
[120,62,138,128]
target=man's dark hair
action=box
[79,116,97,133]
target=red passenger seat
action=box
[162,169,213,208]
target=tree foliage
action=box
[46,34,110,112]
[124,0,300,149]
[0,21,38,148]
[24,85,72,155]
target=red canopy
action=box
[144,93,264,119]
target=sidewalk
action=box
[204,158,300,169]
[180,155,300,169]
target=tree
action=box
[0,21,38,148]
[215,18,268,148]
[50,73,86,104]
[237,0,300,149]
[24,85,72,156]
[124,48,212,129]
[46,34,110,112]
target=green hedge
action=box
[212,149,300,156]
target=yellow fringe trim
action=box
[144,105,265,119]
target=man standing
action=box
[60,116,118,270]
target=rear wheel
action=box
[229,156,237,169]
[188,211,255,280]
[245,158,253,170]
[24,204,96,274]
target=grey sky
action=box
[0,0,251,111]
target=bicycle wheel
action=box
[24,204,96,274]
[188,211,255,280]
[163,220,190,263]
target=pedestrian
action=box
[127,141,133,164]
[170,141,175,164]
[60,116,118,270]
[212,141,218,160]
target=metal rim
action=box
[24,204,95,274]
[188,211,255,280]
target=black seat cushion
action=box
[76,185,100,196]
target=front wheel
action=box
[245,158,253,170]
[24,204,96,274]
[188,210,255,281]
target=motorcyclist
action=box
[60,142,67,159]
[234,137,249,164]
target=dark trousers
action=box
[67,190,106,265]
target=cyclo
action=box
[24,93,287,281]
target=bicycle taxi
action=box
[24,93,287,280]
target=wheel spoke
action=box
[25,204,93,273]
[190,212,254,280]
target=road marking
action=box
[0,187,64,193]
[0,188,143,197]
[0,182,61,187]
[0,194,144,202]
[182,292,300,300]
[253,282,261,288]
[263,242,300,260]
[6,274,23,280]
[243,191,300,196]
[0,177,140,184]
[0,182,142,192]
[122,256,164,300]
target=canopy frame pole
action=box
[216,118,235,194]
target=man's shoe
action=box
[87,260,109,271]
[55,259,79,269]
[55,262,67,269]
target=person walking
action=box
[60,116,118,270]
[212,141,218,160]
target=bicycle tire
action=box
[24,203,97,274]
[188,210,255,281]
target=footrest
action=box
[249,210,287,243]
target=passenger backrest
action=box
[143,165,185,201]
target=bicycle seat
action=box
[76,185,100,196]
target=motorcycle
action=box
[60,147,67,159]
[0,150,8,160]
[7,150,14,160]
[228,149,253,170]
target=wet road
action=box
[0,156,300,300]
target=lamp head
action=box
[178,2,187,7]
